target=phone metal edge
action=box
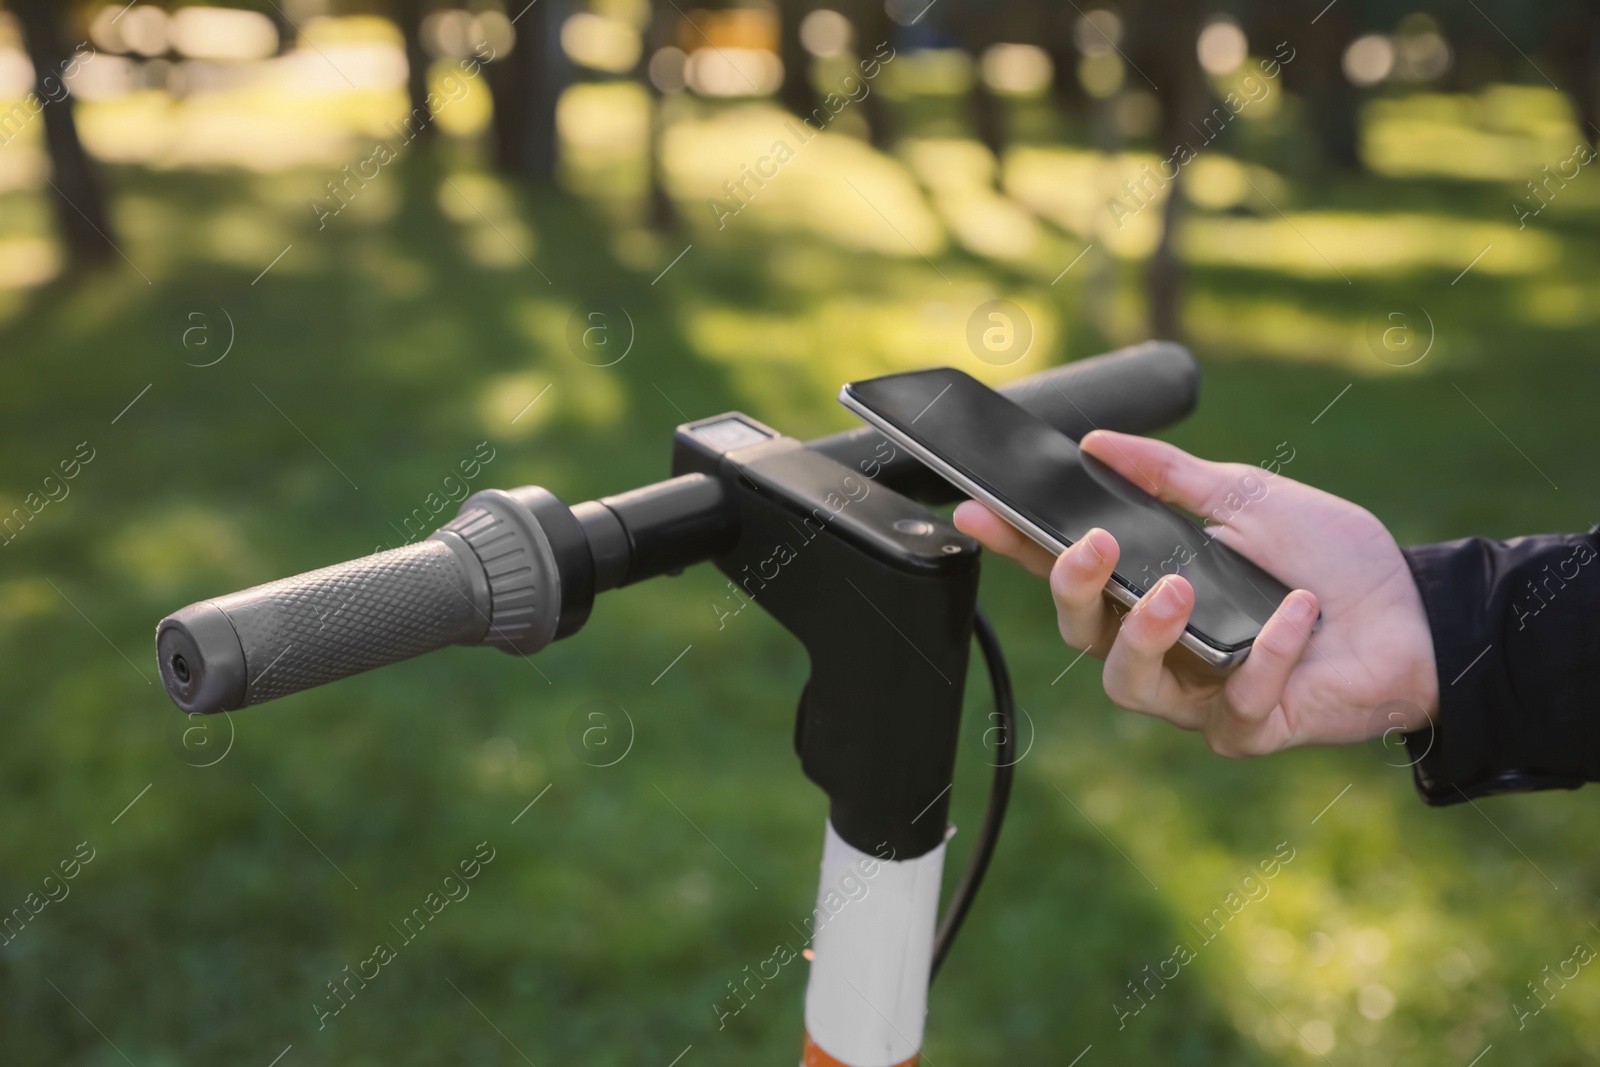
[838,384,1247,672]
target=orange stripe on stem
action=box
[802,1031,919,1067]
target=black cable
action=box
[929,605,1015,981]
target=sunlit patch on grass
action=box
[904,137,996,190]
[609,226,663,271]
[0,140,46,195]
[904,138,1039,260]
[63,12,445,174]
[1516,280,1600,328]
[932,186,1040,260]
[429,58,492,138]
[78,87,401,170]
[1364,85,1585,181]
[1185,292,1373,368]
[1183,211,1558,279]
[0,576,57,628]
[1003,146,1164,257]
[1184,154,1289,211]
[103,504,262,600]
[678,285,1059,430]
[478,304,627,438]
[459,225,528,269]
[480,371,560,438]
[196,205,295,271]
[1006,145,1124,238]
[1005,146,1293,245]
[355,240,429,300]
[558,81,650,202]
[438,170,539,270]
[301,13,406,48]
[471,734,545,794]
[0,236,59,289]
[661,102,946,257]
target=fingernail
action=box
[1150,577,1184,616]
[1286,591,1316,624]
[1083,528,1113,563]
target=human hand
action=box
[953,430,1439,756]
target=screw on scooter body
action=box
[154,340,1201,1067]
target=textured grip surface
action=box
[212,538,488,706]
[999,339,1199,439]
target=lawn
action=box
[3,80,1600,1065]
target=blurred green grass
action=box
[4,126,1600,1067]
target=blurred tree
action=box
[1281,5,1363,172]
[777,0,815,120]
[14,0,115,270]
[1042,5,1086,138]
[639,2,676,231]
[776,0,896,149]
[490,0,567,181]
[968,54,1005,160]
[1546,1,1599,146]
[1124,0,1208,340]
[261,0,295,54]
[849,0,894,149]
[394,0,435,138]
[942,0,1046,172]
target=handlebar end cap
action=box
[156,602,248,715]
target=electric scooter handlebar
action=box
[155,341,1199,715]
[155,484,599,714]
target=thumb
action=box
[1079,429,1235,519]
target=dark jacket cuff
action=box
[1400,534,1600,805]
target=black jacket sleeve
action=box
[1399,530,1600,805]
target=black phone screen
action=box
[844,367,1291,651]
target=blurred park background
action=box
[4,0,1600,1063]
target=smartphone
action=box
[839,367,1299,671]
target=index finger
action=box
[952,500,1057,579]
[1080,429,1236,519]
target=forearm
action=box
[1401,530,1600,804]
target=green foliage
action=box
[3,139,1600,1066]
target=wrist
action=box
[1389,557,1441,730]
[1404,600,1440,727]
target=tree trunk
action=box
[639,9,676,231]
[491,0,564,181]
[17,0,115,271]
[1127,0,1206,340]
[778,0,813,119]
[1277,6,1361,174]
[1550,4,1600,148]
[646,97,675,230]
[265,2,296,55]
[1147,170,1185,339]
[394,0,434,138]
[1046,41,1088,138]
[971,82,1005,165]
[856,1,895,150]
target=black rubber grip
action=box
[157,536,491,713]
[809,340,1199,502]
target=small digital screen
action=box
[845,368,1290,650]
[693,416,772,452]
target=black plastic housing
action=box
[675,414,980,860]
